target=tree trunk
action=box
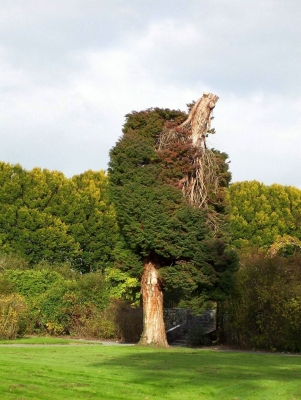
[139,260,169,347]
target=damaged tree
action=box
[109,94,236,347]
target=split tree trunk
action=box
[139,260,169,347]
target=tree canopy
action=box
[0,162,118,271]
[228,181,301,250]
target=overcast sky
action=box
[1,0,300,187]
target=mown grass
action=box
[0,337,95,345]
[0,342,301,399]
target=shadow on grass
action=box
[89,347,301,399]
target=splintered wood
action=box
[157,92,220,210]
[139,261,169,347]
[179,93,219,148]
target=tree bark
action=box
[139,260,169,347]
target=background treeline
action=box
[1,160,301,350]
[0,162,119,271]
[225,181,301,351]
[228,180,301,250]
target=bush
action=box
[30,273,111,337]
[0,275,16,295]
[69,300,143,342]
[0,264,139,340]
[115,301,142,342]
[32,280,74,335]
[73,305,119,339]
[0,294,28,339]
[224,253,301,351]
[4,269,63,298]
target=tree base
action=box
[139,261,169,348]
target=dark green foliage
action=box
[186,325,211,346]
[224,252,301,351]
[109,107,237,310]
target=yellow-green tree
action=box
[228,181,301,249]
[0,162,119,271]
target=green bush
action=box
[32,280,74,335]
[0,293,28,339]
[74,272,110,309]
[70,300,143,342]
[114,301,142,342]
[224,253,301,351]
[0,263,131,339]
[0,275,16,295]
[28,273,111,337]
[73,305,119,339]
[4,269,63,298]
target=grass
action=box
[0,336,96,345]
[0,341,301,399]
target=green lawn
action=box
[0,337,95,345]
[0,341,300,399]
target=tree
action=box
[109,94,237,347]
[0,163,80,264]
[68,170,119,273]
[0,163,119,271]
[228,181,301,250]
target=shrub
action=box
[73,305,119,339]
[75,272,110,309]
[70,300,143,342]
[224,253,301,351]
[0,275,16,295]
[32,280,74,335]
[0,294,28,339]
[4,269,63,298]
[114,301,142,342]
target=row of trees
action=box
[0,163,118,272]
[228,180,301,250]
[2,163,300,271]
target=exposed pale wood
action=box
[179,92,219,148]
[157,93,221,225]
[139,261,169,347]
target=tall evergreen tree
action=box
[109,95,237,347]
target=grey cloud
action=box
[2,0,301,94]
[130,1,301,96]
